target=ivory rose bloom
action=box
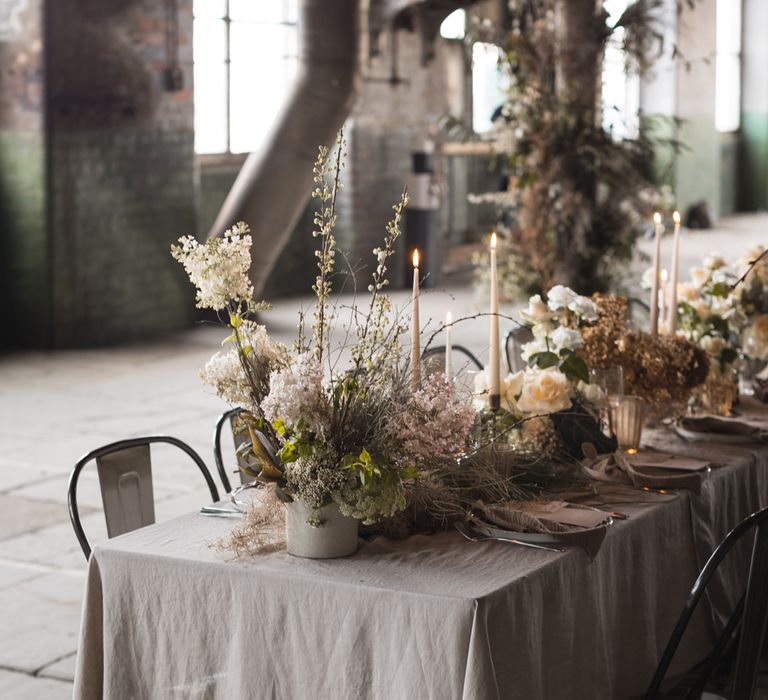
[677,281,700,302]
[546,285,578,311]
[700,335,727,357]
[520,295,553,325]
[473,370,524,412]
[743,314,768,360]
[690,267,709,289]
[517,368,572,415]
[577,380,605,404]
[551,326,583,352]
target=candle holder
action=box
[609,395,645,453]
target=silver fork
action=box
[454,522,565,553]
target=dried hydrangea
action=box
[171,222,253,310]
[284,448,347,510]
[333,474,407,525]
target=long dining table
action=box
[73,406,768,700]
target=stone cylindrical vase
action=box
[284,500,359,559]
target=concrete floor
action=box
[0,214,764,698]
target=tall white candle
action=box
[660,269,669,328]
[489,233,500,409]
[668,210,681,335]
[649,212,663,336]
[411,249,421,391]
[445,311,453,381]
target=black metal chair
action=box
[628,296,651,330]
[504,326,533,373]
[213,407,259,494]
[423,344,483,401]
[68,436,220,560]
[644,505,768,699]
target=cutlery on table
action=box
[454,522,565,553]
[199,506,243,518]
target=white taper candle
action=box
[669,211,681,335]
[411,249,421,392]
[649,212,663,336]
[489,233,500,409]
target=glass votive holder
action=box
[610,395,645,452]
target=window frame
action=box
[193,0,298,157]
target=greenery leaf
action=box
[559,354,590,383]
[529,351,560,369]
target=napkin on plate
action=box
[624,451,710,472]
[677,415,768,443]
[470,500,611,558]
[581,450,705,494]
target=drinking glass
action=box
[610,395,645,452]
[589,366,624,436]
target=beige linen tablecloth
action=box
[74,429,768,700]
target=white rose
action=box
[546,285,578,311]
[501,371,524,412]
[472,369,524,412]
[568,295,599,321]
[691,299,710,319]
[700,335,727,357]
[690,267,709,289]
[577,380,605,405]
[520,338,548,362]
[677,281,699,302]
[517,368,572,415]
[532,321,554,339]
[550,326,583,352]
[703,253,726,270]
[520,295,553,325]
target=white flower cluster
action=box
[389,373,475,465]
[171,222,253,310]
[262,352,330,436]
[199,350,255,410]
[518,285,597,360]
[238,320,288,367]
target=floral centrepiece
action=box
[174,133,477,555]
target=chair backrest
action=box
[504,326,533,373]
[423,345,483,402]
[213,407,253,493]
[627,296,651,330]
[68,436,219,560]
[644,505,768,699]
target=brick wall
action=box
[46,0,197,346]
[0,0,48,348]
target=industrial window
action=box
[440,9,466,40]
[472,43,509,133]
[601,0,640,140]
[193,0,299,155]
[715,0,741,133]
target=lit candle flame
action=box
[446,311,452,326]
[412,249,420,268]
[653,212,661,225]
[673,210,681,224]
[490,232,497,249]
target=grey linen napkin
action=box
[470,500,610,559]
[677,414,768,442]
[581,450,704,494]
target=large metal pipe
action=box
[208,0,363,296]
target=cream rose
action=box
[743,314,768,360]
[517,368,572,415]
[700,335,727,357]
[690,267,709,289]
[568,295,599,321]
[520,294,553,325]
[551,326,583,352]
[577,380,605,405]
[677,281,700,302]
[546,285,578,311]
[472,369,525,412]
